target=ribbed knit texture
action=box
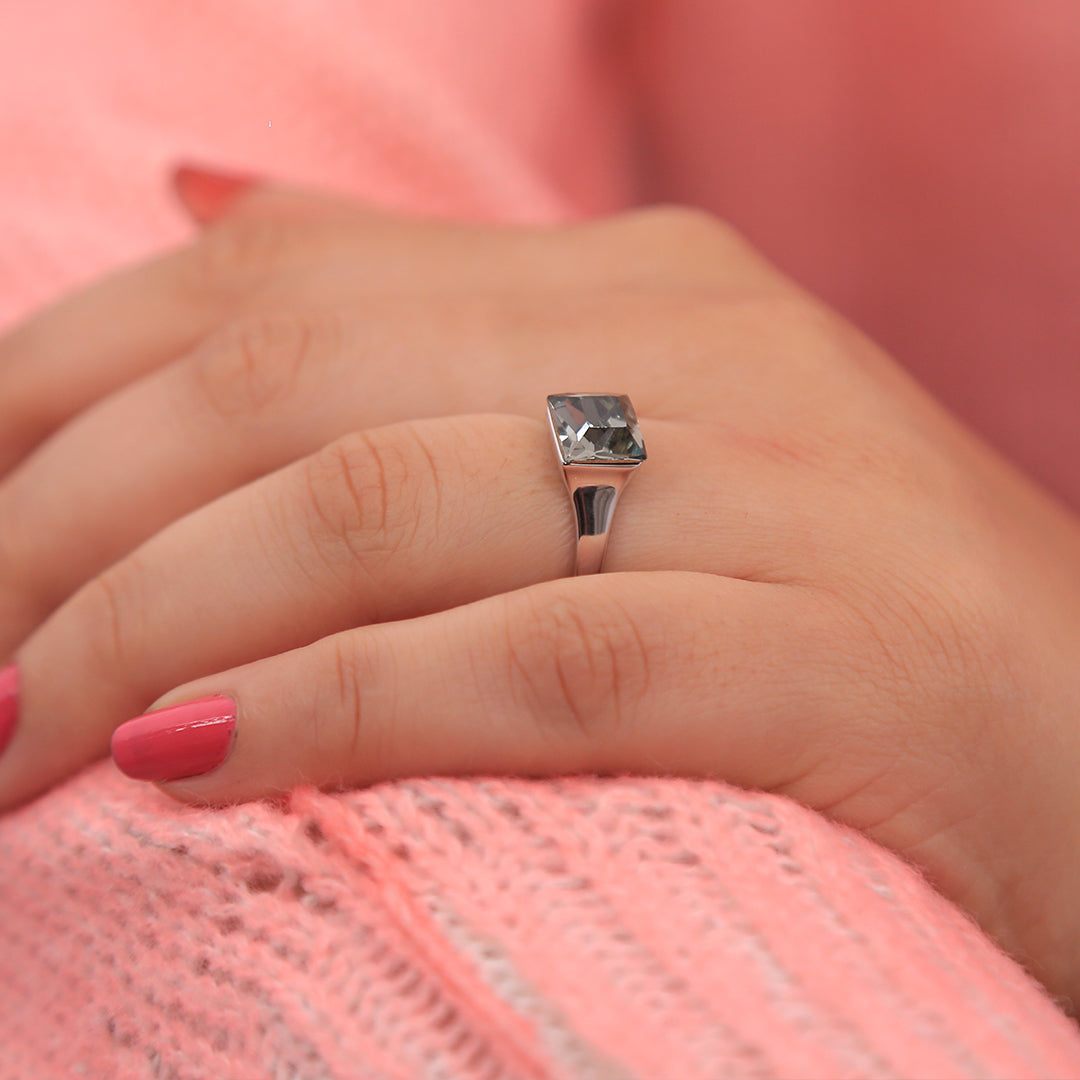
[2,763,1079,1080]
[4,2,1080,1076]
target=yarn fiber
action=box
[2,763,1079,1079]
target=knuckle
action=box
[581,203,770,291]
[686,290,868,413]
[770,295,873,375]
[831,542,1020,748]
[626,202,735,239]
[193,311,333,421]
[619,203,746,259]
[717,290,842,358]
[78,567,142,678]
[298,428,427,570]
[320,630,395,777]
[751,293,921,410]
[504,586,650,741]
[908,549,1019,698]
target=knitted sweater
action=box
[3,3,1080,1077]
[3,764,1080,1079]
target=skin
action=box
[2,183,1080,1008]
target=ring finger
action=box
[0,286,789,656]
[0,298,566,652]
[3,411,716,809]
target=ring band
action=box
[546,394,647,575]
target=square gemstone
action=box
[547,394,647,465]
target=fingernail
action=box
[111,695,236,782]
[0,664,18,758]
[170,162,259,224]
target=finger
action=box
[0,188,352,476]
[0,246,214,475]
[0,413,574,807]
[0,309,359,646]
[0,187,785,479]
[1,408,818,810]
[0,296,605,646]
[174,168,788,301]
[111,571,841,804]
[0,271,809,651]
[0,174,452,477]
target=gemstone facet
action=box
[546,394,647,465]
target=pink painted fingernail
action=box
[0,664,18,758]
[170,162,259,224]
[111,695,237,782]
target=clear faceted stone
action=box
[547,394,647,464]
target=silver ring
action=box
[546,394,647,575]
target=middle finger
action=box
[1,291,735,653]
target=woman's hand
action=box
[3,170,1080,1004]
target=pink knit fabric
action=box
[5,765,1080,1079]
[3,2,1080,1077]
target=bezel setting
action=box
[546,393,647,466]
[546,393,647,576]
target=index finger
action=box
[0,185,358,476]
[0,192,786,478]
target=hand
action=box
[3,168,1080,1005]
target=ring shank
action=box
[574,531,612,576]
[562,467,637,575]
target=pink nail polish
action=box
[0,664,18,758]
[170,163,259,225]
[111,695,236,782]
